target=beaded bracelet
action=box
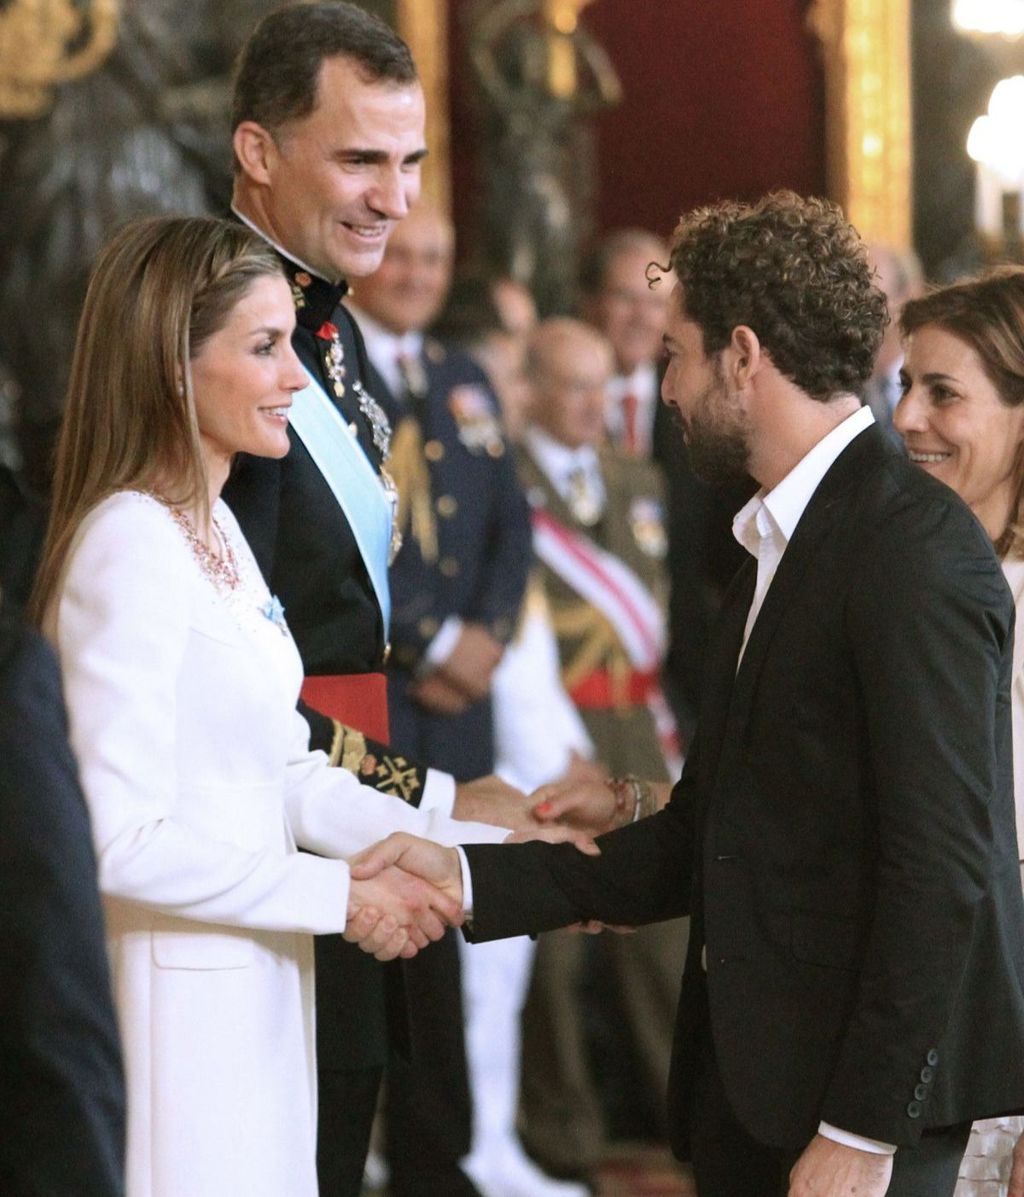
[607,775,656,826]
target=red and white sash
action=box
[530,507,666,671]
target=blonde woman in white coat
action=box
[895,267,1024,1197]
[30,217,510,1197]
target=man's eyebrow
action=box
[334,147,429,165]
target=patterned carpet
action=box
[596,1144,696,1196]
[364,1143,697,1196]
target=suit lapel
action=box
[698,558,755,789]
[727,426,884,720]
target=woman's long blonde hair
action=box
[31,215,284,621]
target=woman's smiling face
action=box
[895,323,1024,540]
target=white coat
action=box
[50,491,506,1197]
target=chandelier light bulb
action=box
[952,0,1024,36]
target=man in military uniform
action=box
[350,204,533,1195]
[222,6,532,1195]
[516,317,687,1187]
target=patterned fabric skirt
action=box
[954,1116,1024,1196]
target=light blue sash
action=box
[287,365,392,632]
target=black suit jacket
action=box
[465,427,1024,1153]
[0,608,125,1194]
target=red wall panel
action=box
[447,0,826,252]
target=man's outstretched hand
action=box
[453,774,535,831]
[344,844,464,962]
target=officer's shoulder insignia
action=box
[629,496,667,558]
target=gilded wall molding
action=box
[397,0,451,217]
[0,0,119,118]
[809,0,912,247]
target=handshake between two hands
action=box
[343,821,601,963]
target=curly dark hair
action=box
[668,191,888,401]
[231,1,417,138]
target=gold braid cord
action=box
[332,723,425,805]
[387,418,438,564]
[0,0,119,118]
[551,601,632,701]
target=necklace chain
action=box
[151,496,241,592]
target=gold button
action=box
[383,641,392,664]
[418,617,439,637]
[436,494,458,518]
[486,440,505,458]
[440,557,460,577]
[425,439,445,462]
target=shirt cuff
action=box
[455,846,474,918]
[817,1122,897,1155]
[419,616,464,674]
[420,768,456,817]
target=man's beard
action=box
[682,376,751,486]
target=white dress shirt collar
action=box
[733,403,875,556]
[346,307,422,401]
[732,403,874,662]
[523,426,604,508]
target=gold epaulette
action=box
[388,417,438,563]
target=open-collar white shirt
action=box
[733,404,874,663]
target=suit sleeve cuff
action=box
[419,768,456,817]
[817,1122,896,1155]
[455,845,474,918]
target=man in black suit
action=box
[352,192,1024,1196]
[222,6,530,1194]
[0,600,125,1194]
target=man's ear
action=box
[233,121,278,186]
[722,325,762,389]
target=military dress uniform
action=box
[356,320,532,780]
[224,239,454,1197]
[516,431,689,1181]
[355,315,532,1195]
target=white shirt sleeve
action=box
[817,1122,896,1155]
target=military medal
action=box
[380,466,403,563]
[629,497,667,557]
[352,379,393,461]
[567,466,602,527]
[447,384,505,457]
[316,321,348,399]
[315,321,393,461]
